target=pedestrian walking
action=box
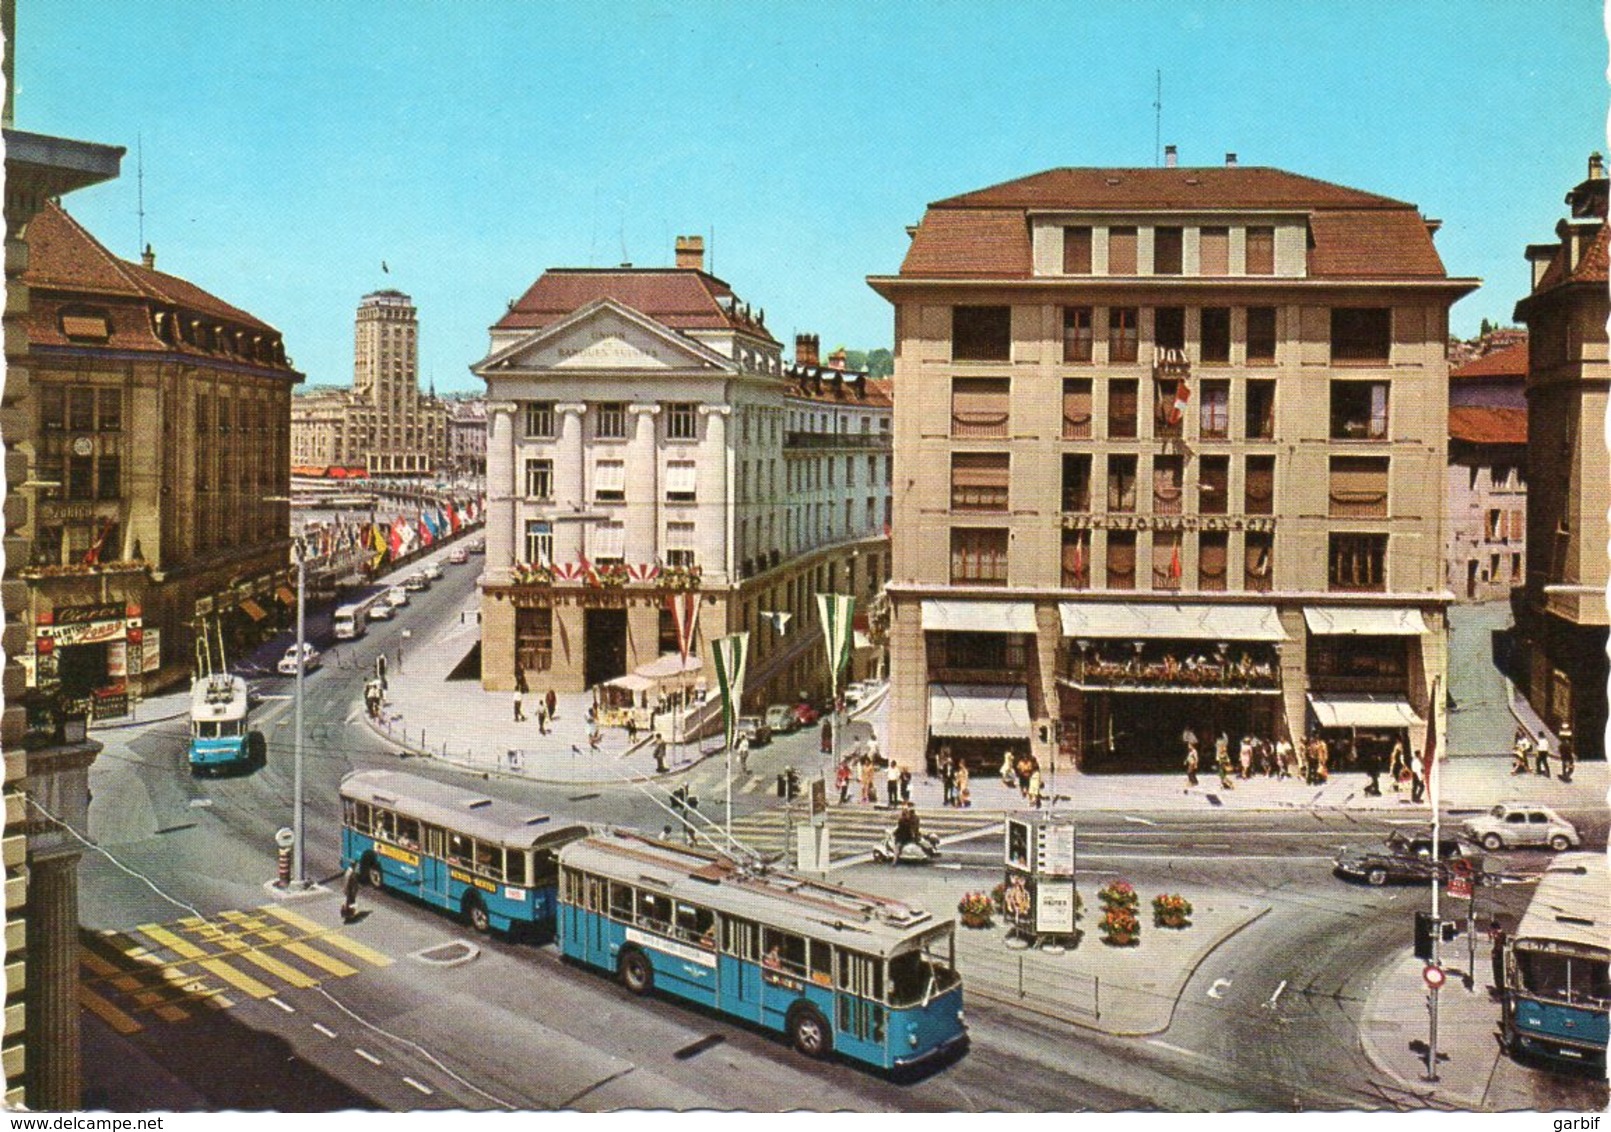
[1490,926,1508,996]
[1315,738,1330,783]
[940,754,956,807]
[1534,733,1552,778]
[1388,738,1406,792]
[1184,742,1199,786]
[513,687,526,722]
[1027,767,1042,809]
[545,688,557,720]
[340,864,361,924]
[860,756,876,804]
[737,734,751,774]
[1558,726,1576,783]
[835,759,852,803]
[1276,738,1294,780]
[899,768,912,803]
[884,759,899,807]
[1511,730,1533,775]
[820,718,833,754]
[1362,743,1382,797]
[956,761,972,808]
[1215,733,1234,790]
[999,749,1015,789]
[1238,735,1253,779]
[536,703,548,734]
[1293,739,1310,784]
[1409,749,1425,803]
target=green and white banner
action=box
[710,631,749,750]
[817,593,855,697]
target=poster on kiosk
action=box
[1004,813,1078,937]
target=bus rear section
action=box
[338,769,589,936]
[1503,854,1610,1072]
[188,675,255,774]
[333,596,376,640]
[556,831,967,1072]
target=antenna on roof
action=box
[1153,70,1162,167]
[136,133,145,255]
[619,219,629,269]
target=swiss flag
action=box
[1167,379,1191,425]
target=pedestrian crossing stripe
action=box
[235,948,320,989]
[197,957,275,1000]
[78,985,144,1035]
[281,941,357,978]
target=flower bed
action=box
[957,891,994,929]
[1098,879,1138,911]
[1152,893,1193,929]
[1099,905,1140,946]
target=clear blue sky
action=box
[17,1,1606,393]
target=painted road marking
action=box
[314,932,393,968]
[138,923,208,961]
[282,942,358,978]
[403,1077,434,1096]
[236,948,320,989]
[1266,980,1287,1009]
[79,985,144,1035]
[313,1023,338,1038]
[268,996,296,1013]
[355,1048,382,1066]
[259,904,325,934]
[1207,978,1232,999]
[1146,1039,1203,1059]
[1123,816,1158,826]
[197,958,274,1000]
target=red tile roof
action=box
[899,209,1033,278]
[1449,406,1527,445]
[932,166,1413,211]
[494,268,778,344]
[1306,210,1446,277]
[1535,222,1610,291]
[784,370,893,409]
[1450,341,1529,380]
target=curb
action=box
[1354,958,1497,1110]
[91,707,189,732]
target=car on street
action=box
[734,716,772,747]
[790,702,820,727]
[366,600,394,620]
[449,547,469,565]
[403,571,430,591]
[765,704,799,735]
[1334,829,1484,886]
[424,561,445,580]
[469,537,486,554]
[385,586,409,608]
[276,643,322,676]
[1462,803,1581,852]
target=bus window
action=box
[532,848,559,886]
[637,890,672,933]
[351,801,371,833]
[474,842,504,880]
[608,882,634,921]
[838,949,883,1002]
[585,875,605,914]
[723,918,757,960]
[807,940,834,986]
[674,903,715,947]
[1520,950,1611,1003]
[447,832,471,866]
[396,818,420,851]
[375,810,396,843]
[761,927,807,976]
[423,825,443,857]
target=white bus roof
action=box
[1514,852,1611,955]
[339,769,589,852]
[190,674,248,721]
[559,829,947,954]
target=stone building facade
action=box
[474,238,890,708]
[1512,154,1609,759]
[1446,341,1527,602]
[869,159,1476,777]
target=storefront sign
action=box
[108,640,127,677]
[92,690,128,721]
[47,618,127,647]
[39,502,110,523]
[140,629,161,673]
[52,603,127,626]
[1061,513,1278,533]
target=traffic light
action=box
[670,786,697,813]
[1414,911,1457,959]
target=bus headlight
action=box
[956,1009,965,1026]
[907,1023,919,1048]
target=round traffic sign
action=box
[275,826,295,849]
[1423,963,1446,989]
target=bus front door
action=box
[719,921,764,1023]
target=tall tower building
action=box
[354,289,441,474]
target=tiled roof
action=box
[1306,210,1445,277]
[1451,341,1529,380]
[932,166,1413,211]
[1531,223,1609,292]
[1449,406,1527,445]
[494,268,778,344]
[784,369,893,409]
[899,209,1033,278]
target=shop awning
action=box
[634,653,703,679]
[928,683,1030,739]
[1307,693,1423,729]
[1059,602,1284,641]
[1303,607,1428,636]
[275,586,297,606]
[238,598,267,622]
[921,600,1037,634]
[605,673,655,692]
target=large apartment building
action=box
[473,238,890,707]
[1512,154,1608,759]
[869,157,1477,778]
[1446,341,1527,603]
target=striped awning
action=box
[1059,602,1284,641]
[1307,693,1422,729]
[1303,607,1428,636]
[928,683,1030,739]
[921,600,1038,634]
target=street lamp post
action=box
[292,535,307,888]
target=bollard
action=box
[277,845,292,887]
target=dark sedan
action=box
[1334,830,1485,887]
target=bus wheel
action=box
[619,948,653,995]
[465,895,491,935]
[363,857,384,888]
[788,1004,832,1059]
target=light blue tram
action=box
[339,769,590,936]
[1502,853,1609,1073]
[556,830,968,1071]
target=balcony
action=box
[783,431,887,451]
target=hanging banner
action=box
[710,632,749,751]
[669,591,700,664]
[816,593,855,694]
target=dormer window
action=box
[59,306,110,342]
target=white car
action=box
[366,600,394,621]
[448,547,469,565]
[385,586,409,608]
[424,562,445,580]
[403,572,430,592]
[277,643,322,676]
[1463,803,1581,852]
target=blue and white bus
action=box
[556,830,968,1071]
[1502,853,1609,1073]
[339,770,591,936]
[187,673,256,775]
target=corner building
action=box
[869,162,1476,777]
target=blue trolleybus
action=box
[556,830,968,1071]
[1502,853,1610,1072]
[187,673,256,775]
[339,769,591,935]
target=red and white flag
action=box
[1167,378,1191,425]
[668,591,700,664]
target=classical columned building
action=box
[473,238,890,707]
[869,157,1477,777]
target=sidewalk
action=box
[1357,952,1508,1109]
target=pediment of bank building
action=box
[491,304,732,374]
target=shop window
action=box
[1245,226,1275,275]
[1199,379,1230,439]
[939,631,1026,671]
[1331,308,1391,364]
[1153,227,1183,275]
[1245,455,1275,516]
[1062,307,1093,363]
[952,306,1011,361]
[1200,308,1230,364]
[951,453,1009,512]
[1153,455,1183,515]
[1328,533,1387,592]
[1061,454,1092,512]
[1063,227,1092,274]
[1199,531,1228,591]
[1245,533,1273,592]
[1106,531,1136,590]
[1198,455,1229,515]
[1107,226,1138,274]
[1107,455,1137,512]
[951,377,1009,438]
[1329,456,1389,519]
[515,605,553,672]
[1108,379,1138,438]
[1109,308,1139,363]
[1330,381,1389,439]
[1199,227,1229,275]
[1062,378,1093,438]
[950,527,1008,586]
[1246,307,1277,362]
[1061,531,1090,589]
[1246,380,1276,439]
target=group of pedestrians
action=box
[511,671,558,735]
[834,737,913,807]
[1511,726,1575,782]
[1182,729,1430,801]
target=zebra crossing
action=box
[717,802,1003,862]
[78,903,393,1035]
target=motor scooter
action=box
[871,829,941,864]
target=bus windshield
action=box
[887,925,959,1006]
[1517,948,1611,1006]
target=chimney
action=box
[1225,152,1238,168]
[1164,144,1178,168]
[828,346,847,371]
[141,244,155,269]
[795,333,819,367]
[674,235,704,271]
[1591,152,1605,181]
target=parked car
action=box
[1334,830,1484,887]
[448,547,469,565]
[276,643,322,676]
[403,572,430,592]
[385,586,409,608]
[1462,803,1581,852]
[765,704,799,735]
[734,716,772,747]
[791,702,821,727]
[366,600,394,620]
[469,537,486,554]
[424,561,445,580]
